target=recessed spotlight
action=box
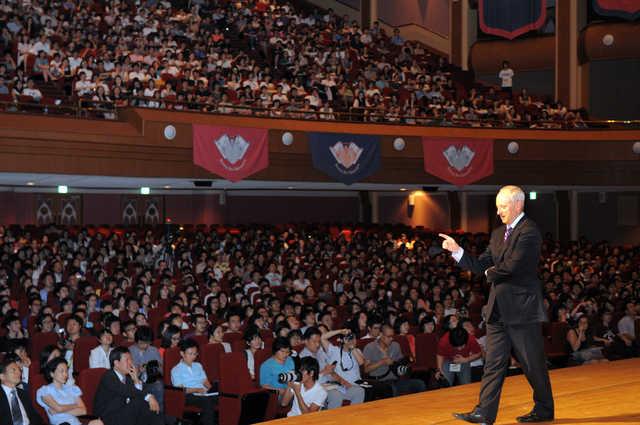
[57,185,68,194]
[163,185,171,189]
[26,181,35,186]
[140,187,150,195]
[400,188,407,192]
[287,186,294,190]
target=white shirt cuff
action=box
[144,394,152,402]
[452,248,464,262]
[135,382,143,391]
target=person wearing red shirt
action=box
[436,326,482,386]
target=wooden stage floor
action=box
[263,358,640,425]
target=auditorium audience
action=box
[0,222,638,423]
[0,0,588,128]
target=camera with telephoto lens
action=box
[391,358,412,377]
[343,332,355,342]
[278,370,302,384]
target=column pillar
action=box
[361,0,372,29]
[369,191,379,224]
[370,0,378,26]
[556,0,587,108]
[450,0,463,67]
[448,191,461,231]
[569,190,579,241]
[556,190,570,242]
[460,191,469,232]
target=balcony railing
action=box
[2,96,640,130]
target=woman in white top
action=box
[243,327,263,380]
[208,324,232,353]
[89,329,113,369]
[37,357,104,425]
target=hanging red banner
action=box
[422,137,494,186]
[193,125,269,182]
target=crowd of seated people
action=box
[0,0,589,128]
[0,223,638,424]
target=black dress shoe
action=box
[516,412,555,423]
[452,410,493,424]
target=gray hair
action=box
[497,185,525,203]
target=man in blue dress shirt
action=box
[171,338,217,425]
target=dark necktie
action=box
[503,225,512,242]
[11,388,24,425]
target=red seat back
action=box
[191,334,209,349]
[393,335,413,360]
[415,333,438,369]
[222,332,243,345]
[201,343,224,383]
[253,349,271,385]
[30,332,59,358]
[74,335,100,372]
[29,373,49,423]
[219,351,255,394]
[77,367,108,414]
[163,346,182,386]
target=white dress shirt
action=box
[2,384,30,425]
[89,345,112,369]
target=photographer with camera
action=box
[436,324,482,387]
[280,356,328,417]
[129,326,164,412]
[320,328,366,407]
[298,327,360,409]
[363,324,426,397]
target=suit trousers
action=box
[101,396,164,425]
[476,321,554,422]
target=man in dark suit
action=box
[0,357,43,425]
[94,346,164,425]
[440,185,554,425]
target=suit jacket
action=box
[0,385,43,425]
[94,369,150,425]
[458,215,548,325]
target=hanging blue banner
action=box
[593,0,640,20]
[308,132,381,185]
[479,0,547,40]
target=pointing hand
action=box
[438,233,461,254]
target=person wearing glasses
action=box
[171,338,218,425]
[320,328,366,407]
